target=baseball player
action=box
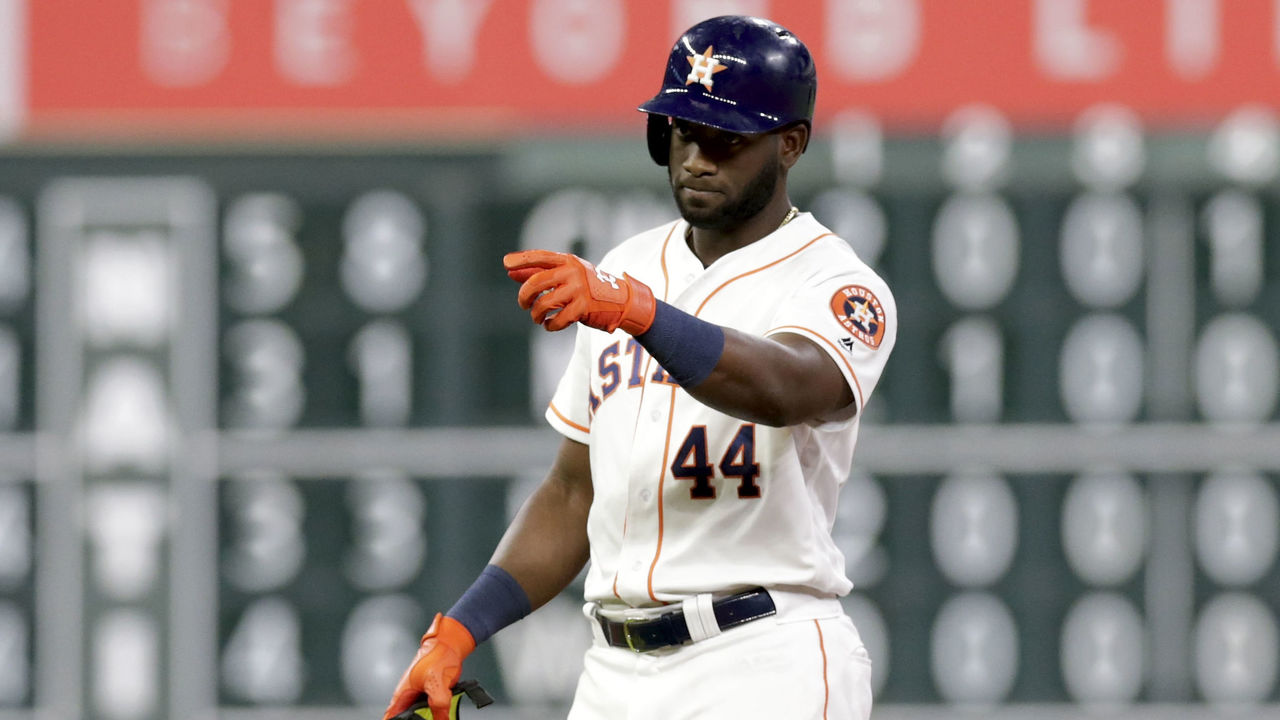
[384,15,895,720]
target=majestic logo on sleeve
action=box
[830,285,886,349]
[686,46,728,89]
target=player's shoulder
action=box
[791,214,888,282]
[783,214,897,316]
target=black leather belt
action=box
[595,588,776,652]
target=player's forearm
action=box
[489,439,593,612]
[636,302,853,426]
[684,328,854,426]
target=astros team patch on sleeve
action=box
[830,285,886,349]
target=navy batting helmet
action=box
[638,15,817,165]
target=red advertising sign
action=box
[11,0,1280,142]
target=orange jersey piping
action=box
[633,222,681,603]
[547,401,590,435]
[658,222,677,302]
[645,385,679,602]
[815,619,830,719]
[693,233,833,317]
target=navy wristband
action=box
[446,564,531,644]
[636,301,726,388]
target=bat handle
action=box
[454,679,495,709]
[391,680,494,720]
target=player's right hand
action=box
[382,613,477,720]
[503,250,657,335]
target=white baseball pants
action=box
[567,607,873,719]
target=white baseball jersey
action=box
[545,212,896,608]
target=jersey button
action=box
[640,489,652,502]
[650,409,662,422]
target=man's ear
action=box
[779,122,810,169]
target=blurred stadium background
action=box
[0,1,1278,718]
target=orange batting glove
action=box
[382,613,476,720]
[503,250,657,334]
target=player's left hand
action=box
[382,613,476,720]
[504,250,656,335]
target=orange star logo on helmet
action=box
[685,46,728,90]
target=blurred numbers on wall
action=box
[0,187,33,713]
[1,106,1278,718]
[827,104,1280,710]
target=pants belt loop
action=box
[583,602,608,646]
[680,593,721,643]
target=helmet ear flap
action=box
[646,114,672,166]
